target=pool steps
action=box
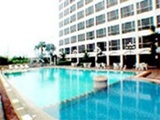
[43,90,95,110]
[43,79,124,112]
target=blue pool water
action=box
[46,80,160,120]
[5,68,134,108]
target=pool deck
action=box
[0,66,160,120]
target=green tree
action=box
[45,43,56,64]
[34,41,46,58]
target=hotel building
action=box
[58,0,160,66]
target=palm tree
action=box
[45,43,56,64]
[34,41,46,58]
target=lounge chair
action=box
[19,64,25,69]
[101,63,105,69]
[135,63,147,70]
[24,64,29,69]
[96,63,100,69]
[9,65,14,70]
[88,63,92,68]
[14,65,19,70]
[139,63,148,70]
[71,63,75,67]
[113,63,119,70]
[83,63,87,68]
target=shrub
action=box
[9,56,30,64]
[57,60,71,65]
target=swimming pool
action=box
[45,80,160,120]
[4,68,134,108]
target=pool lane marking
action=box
[12,99,19,103]
[21,114,33,120]
[16,107,24,111]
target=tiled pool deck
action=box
[0,66,160,120]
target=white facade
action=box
[58,0,160,66]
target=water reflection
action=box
[55,80,160,120]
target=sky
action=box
[0,0,59,58]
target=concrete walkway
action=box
[146,69,160,80]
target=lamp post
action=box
[126,42,135,54]
[125,42,135,68]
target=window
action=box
[59,40,63,46]
[96,28,106,38]
[78,45,85,53]
[85,0,93,5]
[85,6,94,16]
[64,8,69,16]
[97,42,106,51]
[106,0,118,8]
[70,24,76,33]
[139,36,151,48]
[59,21,63,28]
[70,14,76,23]
[59,30,63,37]
[86,31,95,40]
[64,38,70,45]
[78,33,85,41]
[77,10,84,20]
[86,18,94,28]
[157,15,160,27]
[59,3,63,11]
[64,18,69,26]
[107,9,119,22]
[96,14,105,25]
[65,47,70,54]
[70,4,76,13]
[70,0,75,4]
[122,37,136,49]
[121,5,134,18]
[77,0,84,9]
[59,12,63,19]
[95,1,104,12]
[109,39,120,50]
[156,0,160,8]
[64,27,69,35]
[108,25,119,36]
[64,0,69,8]
[137,0,152,14]
[138,17,153,30]
[87,43,95,52]
[77,21,85,31]
[71,46,77,53]
[122,21,135,33]
[71,36,77,43]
